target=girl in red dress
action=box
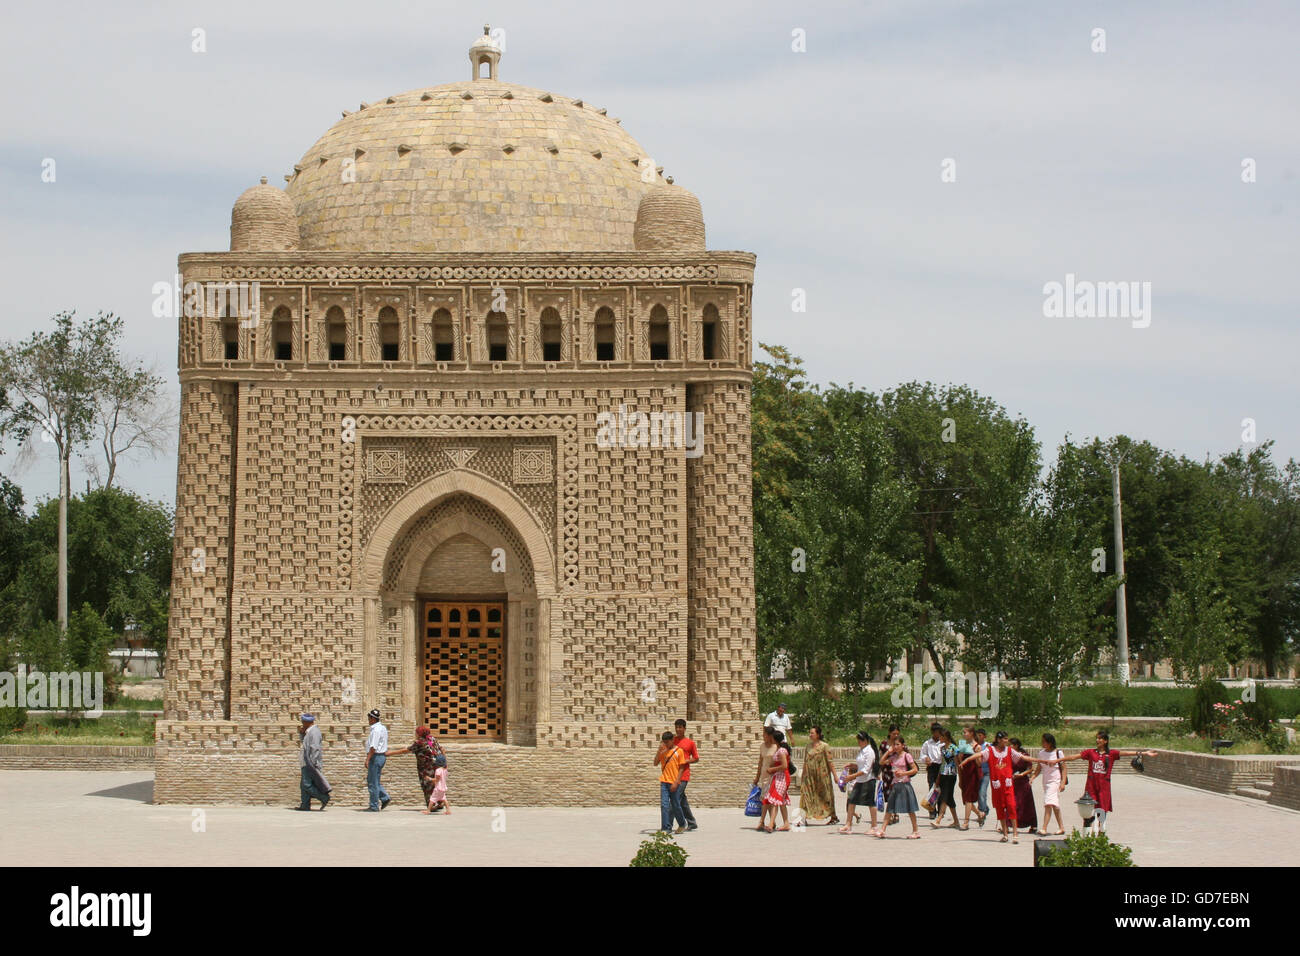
[962,731,1053,843]
[1052,731,1157,833]
[1008,738,1037,833]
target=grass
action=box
[815,725,1295,754]
[764,685,1300,721]
[111,697,164,711]
[0,711,155,746]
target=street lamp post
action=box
[1109,452,1130,686]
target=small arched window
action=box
[486,311,508,361]
[272,306,293,361]
[649,304,670,360]
[222,323,240,360]
[594,307,615,361]
[221,292,241,359]
[701,303,720,360]
[541,307,562,362]
[326,306,347,361]
[379,306,401,361]
[432,308,455,361]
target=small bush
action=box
[1038,830,1135,867]
[0,706,27,734]
[1189,679,1231,735]
[630,830,688,867]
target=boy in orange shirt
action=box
[654,731,688,833]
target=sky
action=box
[1,0,1297,510]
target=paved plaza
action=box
[3,770,1297,866]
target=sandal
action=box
[959,824,969,830]
[906,832,921,839]
[1000,835,1009,843]
[837,825,853,834]
[776,825,791,832]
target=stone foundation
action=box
[154,719,762,806]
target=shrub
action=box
[1189,679,1231,735]
[630,830,688,867]
[1233,691,1277,739]
[1038,830,1135,867]
[0,706,27,734]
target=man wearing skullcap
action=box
[297,713,331,811]
[364,708,390,811]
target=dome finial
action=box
[260,176,268,185]
[469,24,502,81]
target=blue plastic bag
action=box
[745,784,763,816]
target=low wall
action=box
[1268,763,1300,812]
[0,745,155,771]
[1143,749,1291,794]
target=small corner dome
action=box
[634,181,705,252]
[230,177,300,252]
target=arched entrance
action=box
[361,470,556,745]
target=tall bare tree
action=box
[0,311,120,633]
[82,358,173,490]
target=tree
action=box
[875,382,1040,671]
[83,357,173,491]
[18,487,173,644]
[0,312,121,634]
[752,344,823,688]
[0,474,29,649]
[1152,538,1242,681]
[786,400,921,692]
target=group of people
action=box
[296,709,450,814]
[768,719,1157,843]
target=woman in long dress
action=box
[753,726,777,832]
[1008,737,1038,833]
[956,725,984,830]
[387,725,444,810]
[798,725,839,826]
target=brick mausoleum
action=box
[156,28,759,806]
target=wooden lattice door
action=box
[422,601,505,740]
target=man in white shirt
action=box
[364,708,390,811]
[920,722,945,819]
[764,703,793,745]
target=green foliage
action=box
[18,487,173,639]
[1038,830,1135,867]
[1189,680,1231,735]
[1096,686,1126,726]
[629,829,688,867]
[0,706,27,734]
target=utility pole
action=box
[1109,452,1130,685]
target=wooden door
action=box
[422,601,505,740]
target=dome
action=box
[280,27,695,255]
[634,181,705,252]
[285,79,669,253]
[230,177,300,251]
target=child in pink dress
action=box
[424,766,450,814]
